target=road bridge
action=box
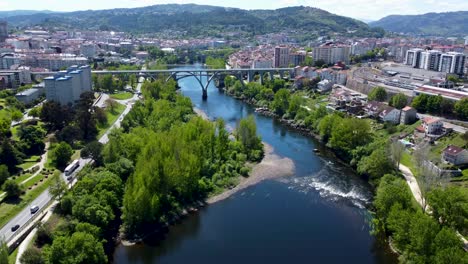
[32,68,295,100]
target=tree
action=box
[368,87,387,102]
[35,222,53,247]
[272,89,290,116]
[406,212,439,263]
[0,239,8,264]
[18,125,46,155]
[314,59,326,68]
[50,174,67,201]
[0,118,10,139]
[40,101,72,130]
[75,92,98,141]
[454,98,468,120]
[447,75,460,84]
[432,227,467,264]
[374,174,414,221]
[20,247,44,264]
[29,107,41,118]
[390,93,408,109]
[412,94,429,112]
[100,74,114,93]
[44,232,107,264]
[330,118,371,159]
[56,125,82,146]
[11,108,23,121]
[81,141,104,166]
[0,139,22,173]
[53,142,73,168]
[389,140,405,168]
[94,107,107,125]
[428,187,468,233]
[0,164,9,187]
[105,98,119,115]
[357,147,394,183]
[2,179,22,199]
[318,114,342,142]
[236,115,263,161]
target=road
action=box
[0,76,144,245]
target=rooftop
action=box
[444,145,465,156]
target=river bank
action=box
[121,107,295,246]
[208,143,295,204]
[195,106,296,203]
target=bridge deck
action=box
[32,68,294,75]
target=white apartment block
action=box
[313,44,350,65]
[438,52,465,75]
[419,50,441,71]
[44,65,92,105]
[405,49,466,75]
[404,48,424,67]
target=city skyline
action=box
[0,0,467,20]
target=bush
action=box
[240,167,250,177]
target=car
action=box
[30,205,39,214]
[11,224,20,232]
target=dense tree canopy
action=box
[389,93,408,109]
[368,87,387,102]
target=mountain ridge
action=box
[3,4,385,39]
[370,11,468,36]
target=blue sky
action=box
[1,0,468,20]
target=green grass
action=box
[97,103,126,138]
[401,151,418,176]
[18,156,41,171]
[8,247,18,264]
[0,172,58,228]
[109,92,133,100]
[71,150,81,161]
[429,133,466,163]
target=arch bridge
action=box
[32,68,295,100]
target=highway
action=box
[0,78,143,245]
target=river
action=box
[113,66,398,264]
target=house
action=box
[15,87,44,104]
[442,145,468,165]
[364,101,385,117]
[317,79,332,93]
[422,117,443,135]
[400,106,417,125]
[379,106,401,124]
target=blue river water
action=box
[113,66,398,264]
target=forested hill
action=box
[4,4,384,38]
[370,11,468,36]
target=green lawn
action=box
[429,133,466,163]
[0,171,58,228]
[401,151,418,176]
[18,155,41,171]
[8,247,18,264]
[97,103,126,138]
[109,92,133,100]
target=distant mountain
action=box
[356,18,374,24]
[3,4,384,39]
[370,11,468,36]
[0,10,55,19]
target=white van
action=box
[30,205,39,214]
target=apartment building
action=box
[44,65,92,105]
